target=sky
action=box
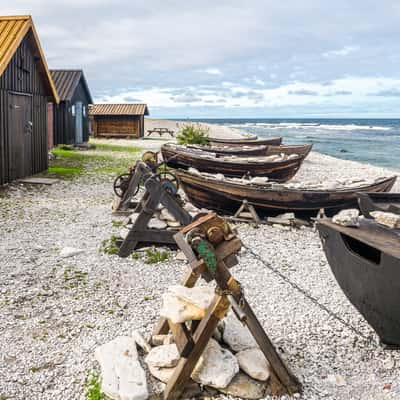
[3,1,400,118]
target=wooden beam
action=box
[168,320,194,358]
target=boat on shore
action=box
[187,143,313,158]
[161,144,306,181]
[174,169,397,215]
[209,136,283,146]
[317,218,400,346]
[357,192,400,218]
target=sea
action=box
[191,118,400,171]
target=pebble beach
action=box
[0,123,399,400]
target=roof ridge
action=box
[0,15,31,21]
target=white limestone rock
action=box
[371,211,400,229]
[59,247,84,258]
[250,177,269,185]
[160,209,176,222]
[236,348,270,381]
[160,285,215,323]
[145,344,180,368]
[120,227,130,240]
[332,209,360,227]
[167,220,181,228]
[94,336,148,400]
[132,330,151,354]
[223,313,257,352]
[129,212,140,224]
[192,339,239,389]
[218,372,267,399]
[148,364,176,383]
[184,202,199,213]
[148,218,168,230]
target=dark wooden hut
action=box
[50,69,93,146]
[89,104,149,139]
[0,15,59,185]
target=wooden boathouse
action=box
[50,69,93,146]
[0,15,59,185]
[89,103,149,139]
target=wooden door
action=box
[75,101,83,143]
[8,93,33,180]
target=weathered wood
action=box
[163,294,230,400]
[176,170,397,215]
[210,136,283,146]
[168,320,194,357]
[162,144,305,181]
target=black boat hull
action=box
[357,192,400,218]
[317,220,400,346]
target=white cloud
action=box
[201,68,223,75]
[322,46,359,58]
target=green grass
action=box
[144,248,169,264]
[38,143,142,180]
[99,234,120,255]
[85,373,105,400]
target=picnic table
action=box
[146,127,175,137]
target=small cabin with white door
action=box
[50,69,93,146]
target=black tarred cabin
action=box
[50,69,93,146]
[0,15,59,185]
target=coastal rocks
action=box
[160,209,175,222]
[236,348,270,381]
[148,364,176,384]
[59,247,84,258]
[218,372,267,399]
[371,211,400,229]
[132,330,151,353]
[332,209,360,227]
[145,344,180,368]
[160,285,215,323]
[191,339,239,389]
[250,177,269,185]
[223,313,257,352]
[94,336,148,400]
[148,218,168,230]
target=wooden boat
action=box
[209,136,283,146]
[187,144,268,156]
[317,218,400,346]
[174,169,397,215]
[357,192,400,218]
[187,143,313,158]
[161,144,305,182]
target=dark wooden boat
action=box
[317,218,400,346]
[175,169,397,215]
[357,192,400,218]
[210,136,283,146]
[264,143,313,157]
[187,144,268,156]
[161,144,305,182]
[187,143,313,158]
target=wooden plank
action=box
[168,320,194,357]
[163,294,230,400]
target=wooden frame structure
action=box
[153,213,302,399]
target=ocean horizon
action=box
[184,118,399,171]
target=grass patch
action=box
[112,220,124,228]
[144,248,169,264]
[94,143,142,154]
[100,235,120,255]
[38,143,142,180]
[85,373,105,400]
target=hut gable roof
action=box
[89,103,149,116]
[50,69,93,103]
[0,15,59,103]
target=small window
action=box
[71,105,76,116]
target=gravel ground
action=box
[0,148,399,400]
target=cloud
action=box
[201,68,223,75]
[368,89,400,97]
[288,89,319,96]
[322,46,359,58]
